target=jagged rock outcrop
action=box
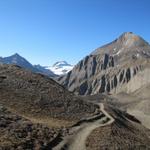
[57,32,150,95]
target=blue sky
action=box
[0,0,149,66]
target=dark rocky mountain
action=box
[0,64,97,122]
[58,32,150,95]
[0,53,56,77]
[1,53,34,69]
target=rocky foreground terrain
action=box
[0,62,150,149]
[86,104,150,150]
[0,105,61,149]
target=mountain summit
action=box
[0,53,35,70]
[53,61,72,68]
[92,32,149,55]
[0,53,56,77]
[47,61,73,75]
[117,32,149,47]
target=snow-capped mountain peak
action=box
[53,61,72,68]
[47,61,73,75]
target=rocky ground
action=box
[0,105,62,150]
[52,103,150,150]
[86,104,150,150]
[0,64,98,124]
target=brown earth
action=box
[86,104,150,150]
[0,105,61,150]
[0,64,98,125]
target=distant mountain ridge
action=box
[1,53,34,69]
[0,53,56,77]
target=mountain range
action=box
[0,53,73,76]
[0,32,150,149]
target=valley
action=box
[0,32,150,149]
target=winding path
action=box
[53,103,114,150]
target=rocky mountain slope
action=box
[0,64,97,123]
[58,32,150,95]
[0,53,56,77]
[110,82,150,129]
[86,104,150,150]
